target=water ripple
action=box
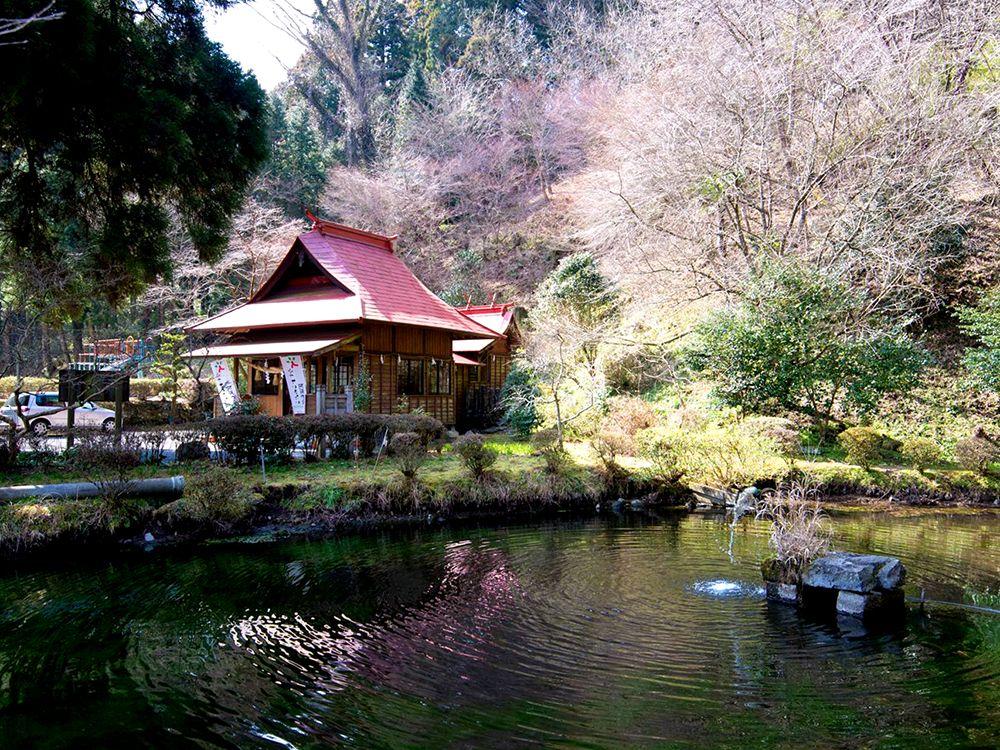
[0,512,998,748]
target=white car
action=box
[1,392,117,434]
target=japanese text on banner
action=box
[210,360,239,413]
[281,355,307,414]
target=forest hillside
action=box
[2,0,1000,486]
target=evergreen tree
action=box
[500,361,541,438]
[687,262,929,429]
[0,0,268,316]
[262,96,331,217]
[958,288,1000,392]
[395,59,430,129]
[151,332,187,423]
[536,252,620,330]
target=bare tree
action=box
[139,198,300,328]
[580,0,999,320]
[278,0,385,165]
[317,13,598,292]
[0,1,62,44]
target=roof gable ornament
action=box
[303,210,398,253]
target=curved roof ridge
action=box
[308,213,397,252]
[299,226,497,338]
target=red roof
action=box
[190,219,498,339]
[453,353,483,367]
[454,303,516,336]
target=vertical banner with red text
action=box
[281,355,307,415]
[210,360,239,414]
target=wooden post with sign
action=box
[66,405,75,450]
[114,378,125,441]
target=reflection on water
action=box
[1,511,998,748]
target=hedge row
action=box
[207,413,447,465]
[124,400,205,427]
[0,376,57,394]
[0,376,215,403]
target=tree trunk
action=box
[72,318,84,360]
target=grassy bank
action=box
[796,457,1000,504]
[3,428,997,558]
[0,436,681,557]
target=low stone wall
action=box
[764,552,907,620]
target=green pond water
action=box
[1,510,999,749]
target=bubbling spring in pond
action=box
[689,579,765,598]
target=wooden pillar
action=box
[113,378,125,441]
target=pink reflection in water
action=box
[225,540,522,704]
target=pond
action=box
[1,510,998,748]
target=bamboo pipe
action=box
[0,476,185,502]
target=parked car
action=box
[0,392,117,434]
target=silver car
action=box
[1,392,117,434]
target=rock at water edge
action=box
[835,589,905,619]
[836,590,870,617]
[766,582,799,604]
[803,553,907,593]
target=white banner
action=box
[210,360,240,414]
[281,355,307,415]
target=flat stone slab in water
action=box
[835,589,905,619]
[802,553,906,593]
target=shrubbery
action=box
[0,376,57,395]
[600,395,657,456]
[955,428,999,476]
[69,430,142,472]
[530,428,569,474]
[604,395,657,432]
[500,362,542,438]
[746,417,802,461]
[137,428,169,464]
[175,439,211,462]
[958,288,1000,392]
[209,415,297,465]
[636,426,680,480]
[162,466,258,530]
[297,412,445,458]
[126,377,210,403]
[205,412,447,464]
[837,426,883,469]
[389,431,427,480]
[0,496,147,553]
[124,400,202,427]
[672,423,782,487]
[687,261,929,427]
[590,429,630,476]
[900,437,942,473]
[454,433,497,479]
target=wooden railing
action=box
[212,388,354,417]
[319,386,354,414]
